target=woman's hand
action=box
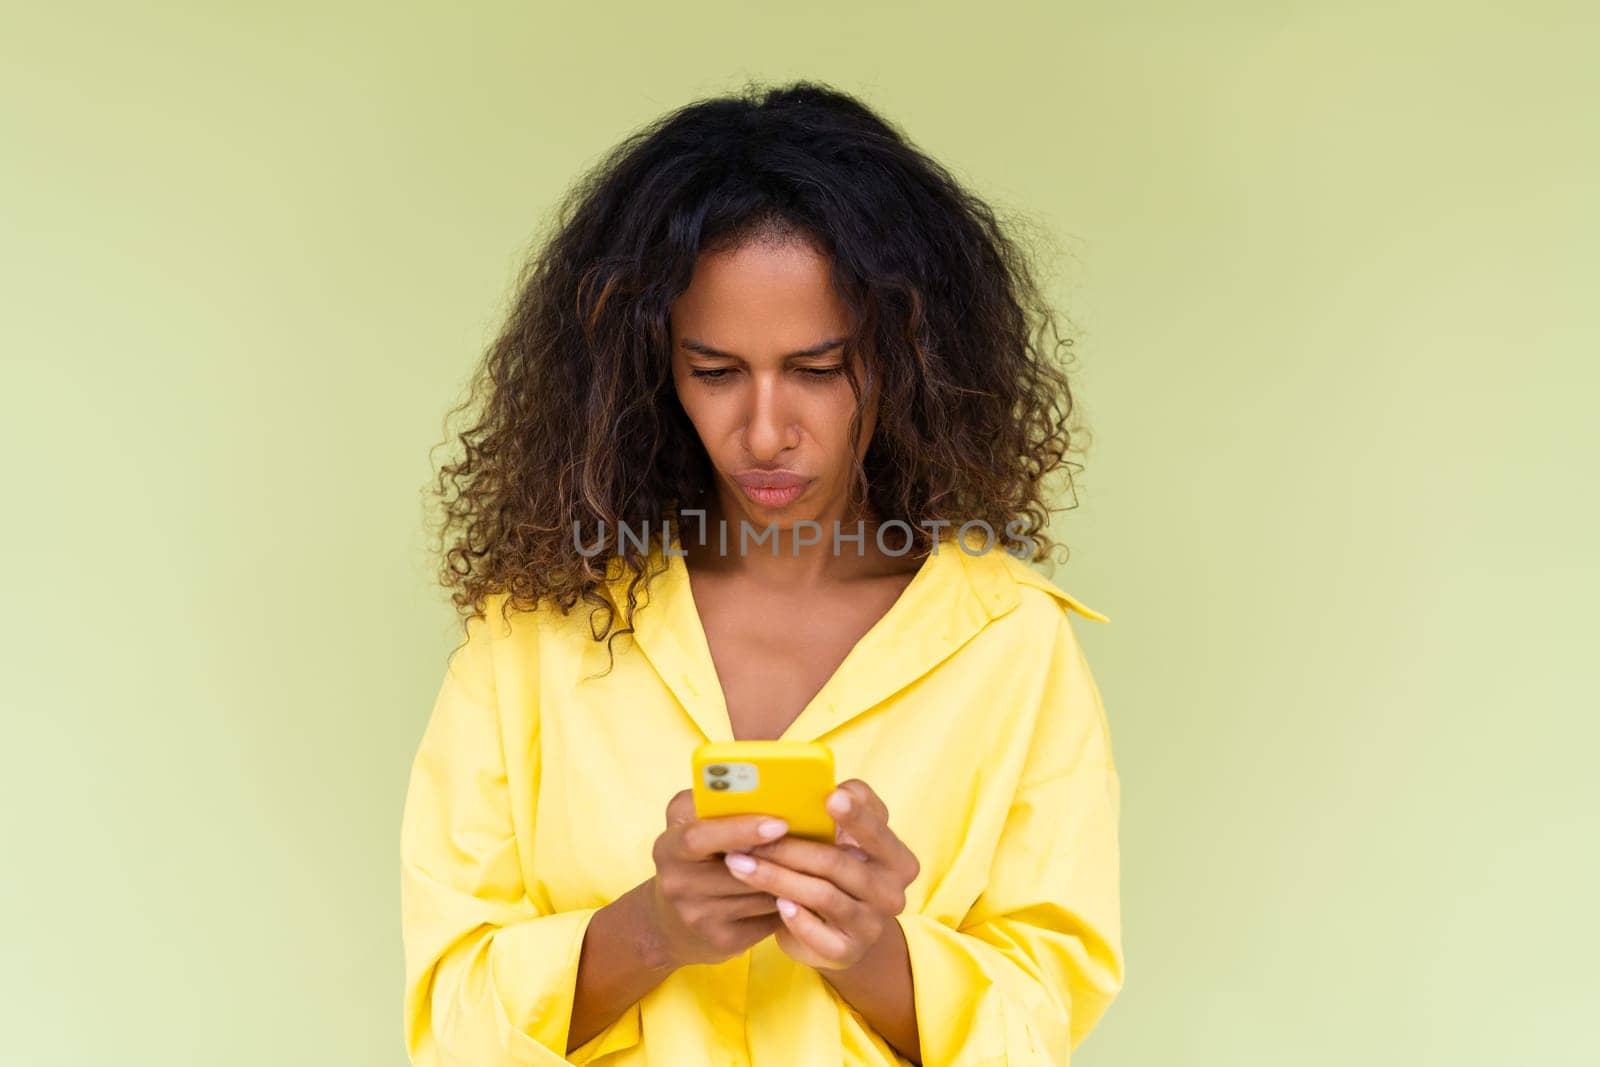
[722,778,921,972]
[646,788,790,968]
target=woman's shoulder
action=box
[454,580,650,670]
[443,590,554,685]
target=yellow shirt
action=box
[400,532,1125,1066]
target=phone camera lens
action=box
[710,779,729,791]
[709,765,728,776]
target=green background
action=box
[3,2,1594,1064]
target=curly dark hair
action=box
[425,78,1092,667]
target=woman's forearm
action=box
[567,877,681,1053]
[821,919,921,1064]
[568,880,921,1062]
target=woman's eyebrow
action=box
[678,336,848,360]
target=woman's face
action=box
[669,238,876,533]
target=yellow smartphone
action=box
[691,740,836,844]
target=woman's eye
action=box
[690,366,843,382]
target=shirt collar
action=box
[610,529,1105,744]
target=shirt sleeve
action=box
[399,608,644,1066]
[894,607,1126,1066]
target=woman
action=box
[401,80,1124,1066]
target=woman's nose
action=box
[742,377,799,458]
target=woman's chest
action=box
[519,630,1050,920]
[693,573,917,743]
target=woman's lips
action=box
[733,471,812,508]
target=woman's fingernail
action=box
[758,818,788,839]
[776,898,797,918]
[827,791,851,815]
[725,851,757,874]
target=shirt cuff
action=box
[486,905,643,1064]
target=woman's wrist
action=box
[624,876,684,973]
[568,878,681,1052]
